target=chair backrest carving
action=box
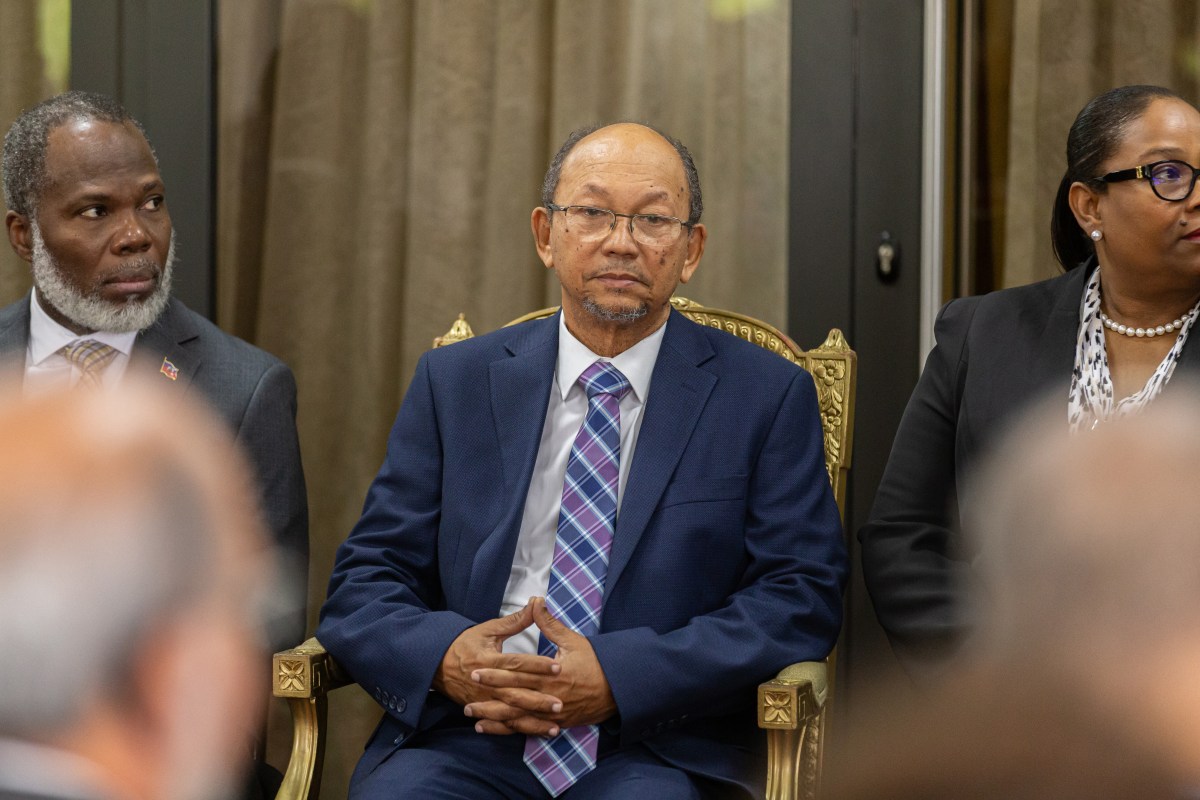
[436,297,856,517]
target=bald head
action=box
[542,122,703,225]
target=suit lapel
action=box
[464,315,558,618]
[606,311,716,595]
[131,299,201,394]
[1174,323,1200,380]
[0,295,203,390]
[487,317,558,493]
[1025,264,1090,403]
[1163,283,1200,392]
[0,295,31,377]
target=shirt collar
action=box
[28,291,139,366]
[556,312,667,404]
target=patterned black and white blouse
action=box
[1068,268,1200,431]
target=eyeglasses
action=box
[1095,159,1200,202]
[546,204,692,247]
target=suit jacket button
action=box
[393,736,403,745]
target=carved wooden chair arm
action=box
[758,660,829,800]
[272,637,351,800]
[274,637,351,699]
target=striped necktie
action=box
[524,360,630,796]
[60,339,118,390]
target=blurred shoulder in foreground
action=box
[831,387,1200,800]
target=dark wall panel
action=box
[790,0,926,710]
[847,0,925,693]
[789,0,855,347]
[71,0,215,319]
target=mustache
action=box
[100,259,162,284]
[588,265,649,283]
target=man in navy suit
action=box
[318,122,846,799]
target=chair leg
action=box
[765,726,802,800]
[275,695,327,800]
[764,712,824,800]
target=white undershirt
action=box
[25,291,136,394]
[500,313,666,654]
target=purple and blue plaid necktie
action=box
[524,360,631,796]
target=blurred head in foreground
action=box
[829,390,1200,799]
[0,378,274,800]
[969,388,1200,668]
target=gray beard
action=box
[582,297,648,324]
[30,222,174,334]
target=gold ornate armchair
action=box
[272,297,855,800]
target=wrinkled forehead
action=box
[41,118,161,198]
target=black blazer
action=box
[859,262,1200,675]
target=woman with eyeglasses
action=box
[859,85,1200,678]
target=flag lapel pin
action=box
[160,357,180,381]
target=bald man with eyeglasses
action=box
[319,122,847,800]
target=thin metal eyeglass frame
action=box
[1095,159,1200,202]
[545,203,693,245]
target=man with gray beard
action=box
[1,91,306,611]
[0,92,308,795]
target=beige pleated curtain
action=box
[218,0,791,790]
[0,1,66,300]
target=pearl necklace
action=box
[1098,309,1191,338]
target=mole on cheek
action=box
[658,255,666,266]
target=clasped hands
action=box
[432,596,616,737]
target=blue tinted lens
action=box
[1151,162,1185,184]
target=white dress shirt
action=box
[500,313,667,654]
[25,291,137,394]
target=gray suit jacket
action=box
[0,295,309,644]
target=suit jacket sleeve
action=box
[236,361,309,647]
[591,368,847,743]
[858,297,979,676]
[317,354,475,730]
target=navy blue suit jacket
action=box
[318,309,846,795]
